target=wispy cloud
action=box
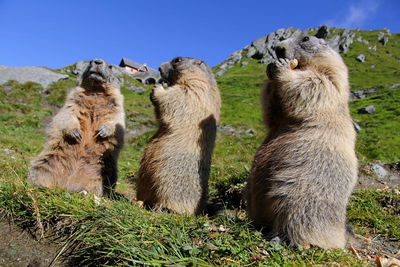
[325,0,381,29]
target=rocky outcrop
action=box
[214,25,358,76]
[0,65,68,88]
[215,50,242,77]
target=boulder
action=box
[379,36,389,46]
[378,32,387,45]
[315,25,329,39]
[356,54,366,62]
[245,47,257,58]
[358,105,375,114]
[241,61,249,67]
[0,65,68,89]
[370,163,388,179]
[327,35,341,51]
[350,87,376,100]
[388,84,400,89]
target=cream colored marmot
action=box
[247,33,358,249]
[137,57,221,215]
[28,59,125,196]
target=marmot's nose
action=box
[275,46,286,59]
[94,59,104,65]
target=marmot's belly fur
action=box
[29,93,121,195]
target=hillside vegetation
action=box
[0,27,399,266]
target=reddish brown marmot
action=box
[28,59,125,196]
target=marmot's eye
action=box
[173,57,183,64]
[302,36,310,42]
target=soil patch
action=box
[0,219,64,267]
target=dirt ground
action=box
[0,219,63,267]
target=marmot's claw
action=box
[96,125,112,138]
[276,58,291,70]
[65,128,82,141]
[267,59,292,79]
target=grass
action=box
[0,28,399,265]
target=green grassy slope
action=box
[0,29,399,265]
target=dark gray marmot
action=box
[28,59,125,196]
[137,57,221,215]
[247,33,358,249]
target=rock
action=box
[214,50,242,76]
[371,64,376,69]
[226,50,242,64]
[246,128,255,135]
[251,36,267,59]
[378,32,389,46]
[388,83,400,89]
[370,163,388,179]
[350,87,376,100]
[126,85,146,93]
[245,46,257,58]
[368,46,377,51]
[338,30,356,53]
[356,54,366,62]
[72,61,89,76]
[358,105,375,114]
[218,125,254,137]
[315,25,329,39]
[215,69,226,77]
[327,35,341,51]
[380,36,389,46]
[241,61,249,67]
[0,65,68,89]
[125,125,154,139]
[282,28,292,39]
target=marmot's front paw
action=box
[96,125,112,138]
[267,58,295,80]
[65,128,82,142]
[150,84,165,104]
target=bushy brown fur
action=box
[28,59,125,196]
[137,57,221,214]
[247,34,358,249]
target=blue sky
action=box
[0,0,399,69]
